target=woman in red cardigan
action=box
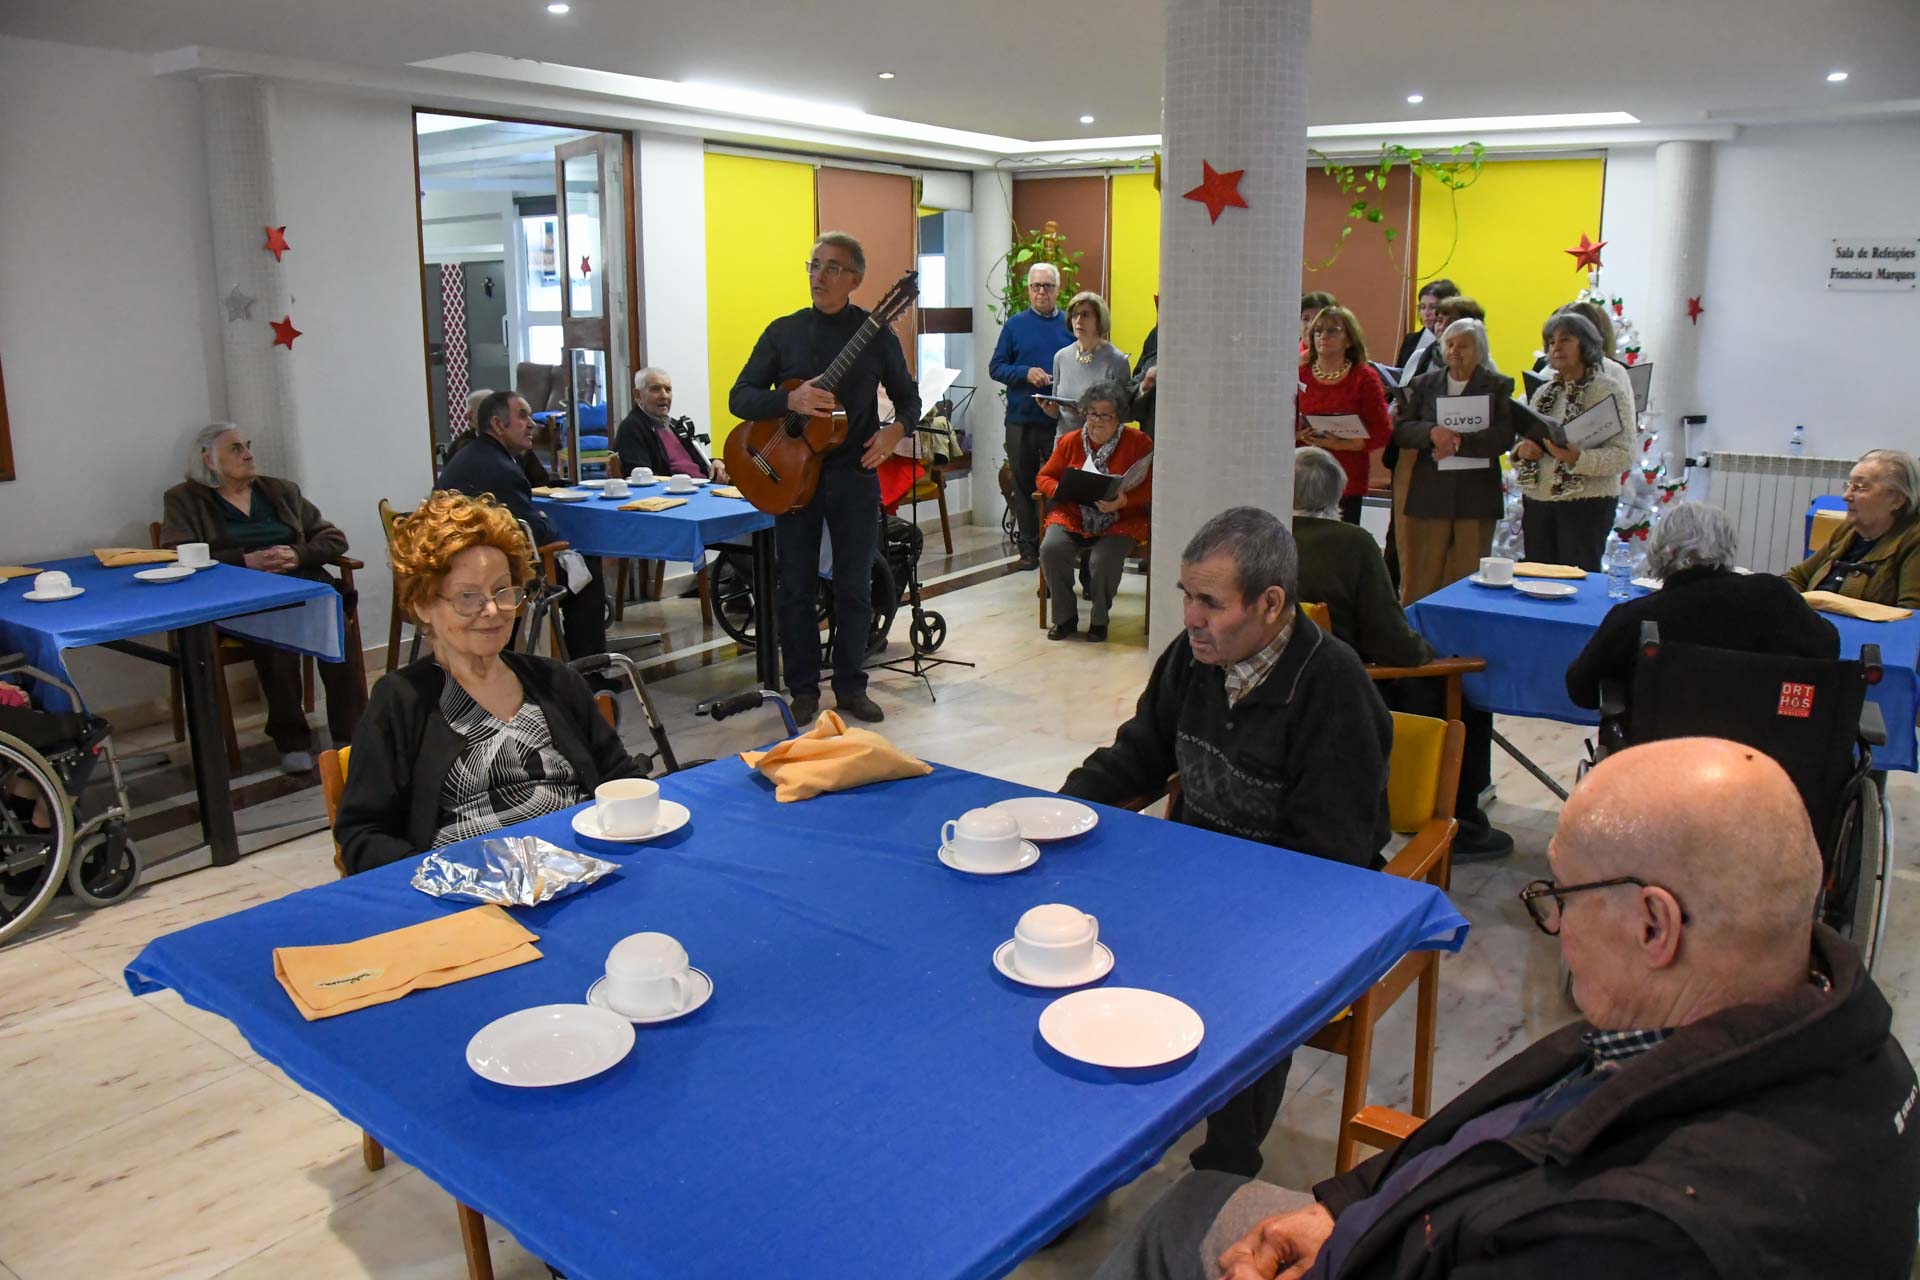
[1297,304,1391,524]
[1036,379,1153,642]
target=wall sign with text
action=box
[1828,237,1918,290]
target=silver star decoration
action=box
[223,284,256,322]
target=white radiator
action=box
[1702,451,1854,574]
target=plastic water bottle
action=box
[1789,424,1806,457]
[1606,539,1634,599]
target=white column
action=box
[198,74,299,477]
[1641,140,1712,480]
[1150,0,1313,644]
[969,169,1013,527]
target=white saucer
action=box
[993,938,1114,989]
[1631,576,1663,591]
[466,1003,635,1087]
[547,489,592,502]
[622,476,662,487]
[134,565,196,583]
[1466,573,1513,588]
[990,796,1098,842]
[571,799,691,843]
[580,479,609,488]
[938,839,1040,876]
[21,587,84,602]
[661,486,702,497]
[587,970,714,1024]
[1513,579,1579,599]
[1038,987,1204,1069]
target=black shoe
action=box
[1014,553,1039,572]
[1047,621,1078,641]
[837,692,885,723]
[1086,624,1108,642]
[1451,823,1515,864]
[790,691,820,725]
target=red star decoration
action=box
[579,254,591,276]
[1182,161,1248,224]
[1686,295,1705,324]
[269,315,302,349]
[1563,232,1606,271]
[263,225,291,261]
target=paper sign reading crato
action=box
[1303,413,1370,440]
[1434,395,1490,433]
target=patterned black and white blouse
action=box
[430,678,582,848]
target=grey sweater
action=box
[1050,341,1134,438]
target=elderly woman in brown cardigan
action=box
[161,422,365,772]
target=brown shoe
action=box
[1014,553,1039,572]
[837,692,885,723]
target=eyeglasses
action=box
[438,586,527,618]
[222,440,254,454]
[1029,281,1060,291]
[1083,409,1119,423]
[804,259,857,279]
[1843,478,1880,495]
[1518,876,1689,936]
[1310,327,1344,338]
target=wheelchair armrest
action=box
[1860,699,1888,748]
[1597,677,1629,722]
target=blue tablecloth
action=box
[0,555,344,712]
[126,759,1467,1280]
[1407,574,1920,771]
[535,488,773,561]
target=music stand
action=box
[870,408,975,700]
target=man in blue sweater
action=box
[989,263,1072,569]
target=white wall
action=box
[1598,146,1656,327]
[0,36,226,707]
[636,133,710,428]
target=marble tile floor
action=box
[4,565,1916,1279]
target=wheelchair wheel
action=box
[709,549,759,649]
[1855,774,1889,973]
[911,611,948,653]
[867,553,898,657]
[68,822,142,908]
[0,733,74,947]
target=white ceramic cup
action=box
[942,806,1024,870]
[178,542,212,569]
[666,474,697,494]
[604,932,694,1018]
[1013,903,1100,980]
[1479,556,1515,585]
[603,477,631,498]
[31,570,72,596]
[629,467,656,485]
[595,777,661,837]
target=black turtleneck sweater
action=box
[728,304,921,472]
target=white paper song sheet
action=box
[1433,394,1492,470]
[1303,413,1371,440]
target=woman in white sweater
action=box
[1513,312,1637,570]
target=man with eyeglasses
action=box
[730,232,920,725]
[989,261,1073,570]
[1096,737,1918,1280]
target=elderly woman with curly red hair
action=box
[333,491,640,874]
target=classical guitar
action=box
[724,271,919,515]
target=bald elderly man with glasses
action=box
[1096,737,1920,1280]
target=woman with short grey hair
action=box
[1291,447,1348,520]
[1041,291,1131,438]
[1644,501,1740,581]
[1514,312,1638,571]
[161,423,365,771]
[1785,448,1920,608]
[1392,317,1519,602]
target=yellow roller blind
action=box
[705,153,817,447]
[1108,172,1162,368]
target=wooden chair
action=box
[1032,493,1150,629]
[902,450,971,556]
[379,500,411,673]
[322,740,560,1280]
[1297,599,1487,722]
[611,558,714,629]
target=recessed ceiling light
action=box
[546,2,569,13]
[1406,93,1424,104]
[1827,70,1849,82]
[877,71,895,80]
[1079,114,1095,124]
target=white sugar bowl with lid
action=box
[1013,903,1100,980]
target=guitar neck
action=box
[814,314,887,398]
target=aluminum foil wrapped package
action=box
[412,835,617,906]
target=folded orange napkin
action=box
[94,548,177,567]
[1801,591,1912,623]
[0,565,43,581]
[530,486,559,496]
[711,486,747,500]
[1513,562,1588,580]
[272,905,541,1020]
[621,496,688,512]
[739,709,933,802]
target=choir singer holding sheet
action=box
[1298,305,1391,525]
[1513,312,1637,570]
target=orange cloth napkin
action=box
[272,905,541,1020]
[621,496,688,512]
[1802,591,1913,623]
[1513,562,1588,580]
[739,710,933,802]
[93,548,177,567]
[0,565,43,581]
[530,486,560,496]
[711,486,747,500]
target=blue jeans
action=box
[774,465,880,697]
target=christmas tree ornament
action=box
[1563,233,1606,271]
[270,315,302,349]
[263,225,291,262]
[1182,161,1249,224]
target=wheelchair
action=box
[1592,622,1895,972]
[0,655,143,947]
[706,513,926,663]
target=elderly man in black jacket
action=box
[1095,736,1920,1280]
[434,389,608,665]
[1064,505,1393,1179]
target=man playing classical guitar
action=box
[730,232,921,725]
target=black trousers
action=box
[1338,494,1364,525]
[239,576,365,752]
[1188,1055,1293,1177]
[1520,495,1614,572]
[559,556,608,660]
[775,466,880,698]
[1007,421,1054,555]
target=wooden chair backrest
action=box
[320,746,350,877]
[1301,600,1331,633]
